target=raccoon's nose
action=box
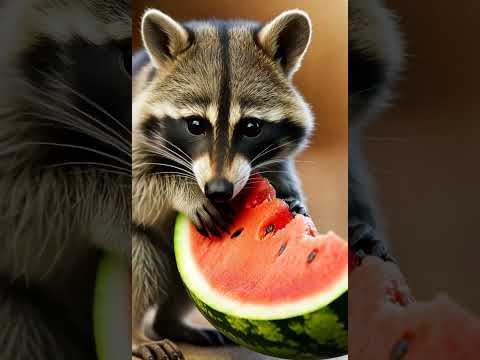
[205,178,234,203]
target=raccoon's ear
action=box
[141,9,190,68]
[257,9,312,78]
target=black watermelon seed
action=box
[307,249,318,263]
[390,339,409,360]
[278,243,287,256]
[230,228,243,239]
[265,224,275,235]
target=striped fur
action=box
[132,9,314,354]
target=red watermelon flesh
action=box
[190,177,348,306]
[350,256,480,359]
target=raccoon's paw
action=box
[133,339,184,360]
[163,322,234,347]
[349,222,396,263]
[189,200,234,238]
[283,197,309,217]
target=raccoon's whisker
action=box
[250,140,296,166]
[161,137,192,162]
[251,158,285,171]
[148,144,192,169]
[234,163,290,186]
[146,150,192,171]
[24,90,130,150]
[24,111,130,157]
[36,70,132,136]
[253,170,291,175]
[24,142,131,167]
[60,100,131,148]
[150,172,197,181]
[149,132,193,163]
[140,162,195,176]
[45,162,131,174]
[158,142,192,166]
[250,143,274,165]
[21,95,130,153]
[63,169,132,177]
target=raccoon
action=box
[132,9,313,358]
[348,0,404,257]
[0,1,131,359]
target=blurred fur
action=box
[0,1,131,359]
[348,0,404,244]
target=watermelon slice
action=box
[174,177,348,359]
[349,255,480,359]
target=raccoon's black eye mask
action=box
[21,37,132,168]
[232,118,306,165]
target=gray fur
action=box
[0,1,131,358]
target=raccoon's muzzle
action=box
[204,177,234,203]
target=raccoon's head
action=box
[0,0,132,256]
[134,9,313,202]
[0,0,131,175]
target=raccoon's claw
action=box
[349,222,396,263]
[192,202,232,237]
[133,339,184,360]
[283,197,309,217]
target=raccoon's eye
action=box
[240,118,263,138]
[186,116,208,136]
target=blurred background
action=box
[133,0,348,239]
[365,0,480,313]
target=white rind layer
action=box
[174,214,348,320]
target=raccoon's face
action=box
[134,9,313,202]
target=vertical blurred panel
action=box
[0,1,131,359]
[367,0,480,313]
[349,1,480,359]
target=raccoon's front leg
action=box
[132,230,185,360]
[0,279,95,360]
[262,159,309,216]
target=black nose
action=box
[205,178,233,203]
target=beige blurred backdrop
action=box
[133,0,348,238]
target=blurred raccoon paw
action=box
[349,222,396,264]
[283,197,309,217]
[133,339,184,360]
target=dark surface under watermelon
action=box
[190,289,348,359]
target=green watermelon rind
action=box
[174,214,348,358]
[174,213,348,320]
[189,289,348,359]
